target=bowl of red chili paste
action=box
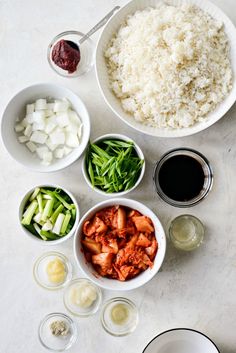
[48,31,94,77]
[74,198,166,291]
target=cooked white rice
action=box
[105,4,233,129]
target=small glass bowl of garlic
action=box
[63,278,102,317]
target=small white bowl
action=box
[82,133,145,197]
[74,198,166,291]
[142,328,220,353]
[1,83,90,172]
[19,184,80,245]
[96,0,236,138]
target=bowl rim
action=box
[142,327,220,352]
[38,312,78,351]
[100,296,139,336]
[153,147,214,207]
[19,184,80,245]
[73,197,166,291]
[95,0,236,138]
[33,251,73,290]
[63,277,103,317]
[1,82,91,172]
[47,31,95,78]
[82,133,145,197]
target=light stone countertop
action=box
[0,0,235,352]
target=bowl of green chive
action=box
[19,184,80,244]
[82,133,145,196]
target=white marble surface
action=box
[0,0,236,352]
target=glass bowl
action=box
[47,30,95,77]
[63,278,102,317]
[38,312,77,351]
[101,297,139,336]
[169,214,205,251]
[33,251,73,290]
[153,148,213,207]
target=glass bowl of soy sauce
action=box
[153,148,213,207]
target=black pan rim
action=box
[142,327,220,353]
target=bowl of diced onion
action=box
[19,184,80,245]
[1,83,90,172]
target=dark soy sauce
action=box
[158,155,205,202]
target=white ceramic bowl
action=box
[96,0,236,138]
[1,83,90,172]
[142,328,220,353]
[74,198,166,291]
[82,133,145,197]
[19,184,80,245]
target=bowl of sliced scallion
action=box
[19,185,80,244]
[82,134,145,196]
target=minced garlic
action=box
[69,281,97,308]
[111,303,129,325]
[50,320,69,336]
[46,258,66,284]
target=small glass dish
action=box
[101,297,139,336]
[33,252,73,290]
[47,30,95,77]
[38,312,77,351]
[169,214,205,251]
[63,278,102,317]
[153,148,213,207]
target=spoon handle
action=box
[79,6,120,45]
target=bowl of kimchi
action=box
[74,198,166,291]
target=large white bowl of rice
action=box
[95,0,236,137]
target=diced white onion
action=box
[32,121,46,131]
[50,129,65,145]
[68,110,82,126]
[35,99,47,110]
[15,98,83,166]
[56,112,70,127]
[36,146,49,159]
[63,146,72,156]
[30,131,48,144]
[21,118,28,127]
[26,113,34,124]
[44,109,54,117]
[14,124,24,132]
[46,138,58,151]
[54,100,69,112]
[24,124,33,137]
[26,141,37,153]
[65,132,80,148]
[26,104,35,114]
[18,135,29,143]
[54,148,64,159]
[78,124,83,139]
[47,103,55,110]
[32,111,45,123]
[43,151,53,164]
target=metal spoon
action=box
[64,6,120,52]
[79,6,120,46]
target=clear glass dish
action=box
[33,251,73,290]
[47,30,95,77]
[38,312,77,351]
[153,148,213,207]
[63,278,102,317]
[101,297,139,336]
[169,214,205,251]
